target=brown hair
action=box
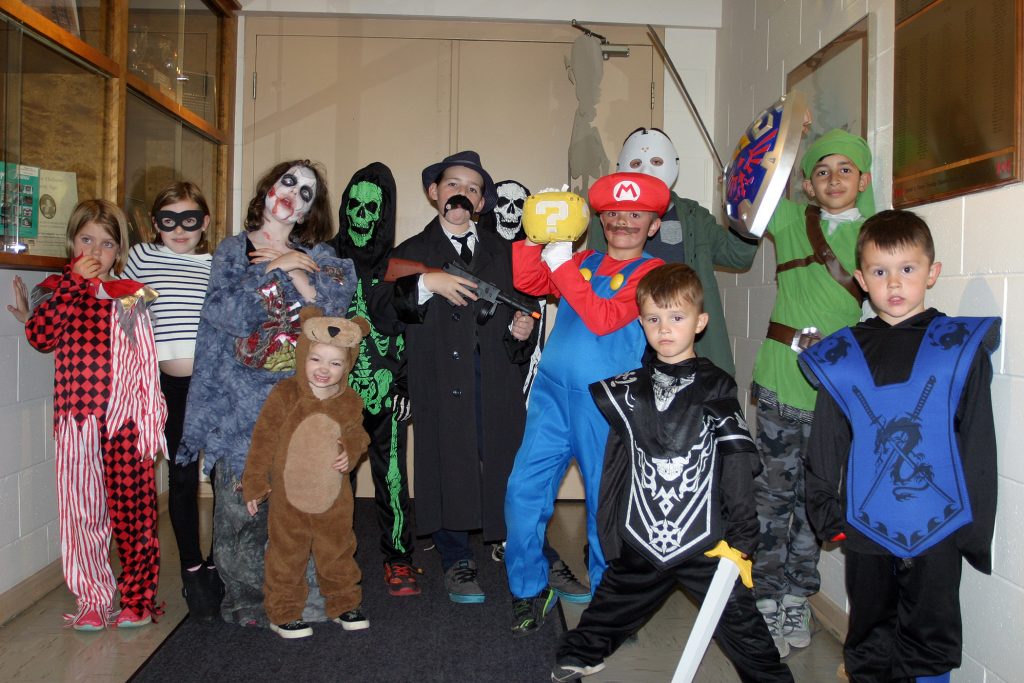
[65,199,130,275]
[150,180,211,253]
[635,263,704,312]
[856,209,935,267]
[244,160,333,247]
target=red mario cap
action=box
[588,172,670,215]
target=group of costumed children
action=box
[15,125,998,683]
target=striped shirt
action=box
[124,243,212,361]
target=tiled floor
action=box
[0,499,844,682]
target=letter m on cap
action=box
[613,180,641,201]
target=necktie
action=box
[452,233,473,263]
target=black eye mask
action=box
[154,209,207,232]
[443,194,474,216]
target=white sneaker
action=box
[756,598,790,658]
[781,594,812,648]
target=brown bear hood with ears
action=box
[295,305,371,398]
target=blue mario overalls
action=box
[505,252,653,600]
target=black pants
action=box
[359,405,413,563]
[161,372,205,569]
[558,542,793,683]
[845,547,962,682]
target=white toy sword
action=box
[671,541,753,683]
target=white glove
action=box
[541,241,574,272]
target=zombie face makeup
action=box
[617,128,680,190]
[265,165,317,225]
[493,181,529,241]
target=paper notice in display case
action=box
[1,163,40,251]
[30,169,79,257]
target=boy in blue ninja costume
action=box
[505,172,669,636]
[801,210,999,683]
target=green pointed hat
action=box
[801,129,875,217]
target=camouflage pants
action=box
[211,466,325,626]
[751,401,821,600]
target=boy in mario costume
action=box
[505,172,669,636]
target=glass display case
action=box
[0,0,238,270]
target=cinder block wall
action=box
[714,2,1023,681]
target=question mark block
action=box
[523,191,590,244]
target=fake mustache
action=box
[443,195,475,216]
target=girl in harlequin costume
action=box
[179,160,356,626]
[123,181,221,618]
[25,199,167,631]
[505,172,669,636]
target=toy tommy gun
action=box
[383,257,542,322]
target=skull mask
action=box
[493,180,529,241]
[345,181,383,248]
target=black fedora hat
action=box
[421,150,498,213]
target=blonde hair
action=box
[65,199,130,275]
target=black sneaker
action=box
[333,608,370,631]
[491,542,506,562]
[550,656,606,681]
[444,559,485,604]
[548,560,591,604]
[510,587,557,638]
[269,620,313,639]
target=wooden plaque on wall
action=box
[892,0,1022,207]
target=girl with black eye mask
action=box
[123,181,221,618]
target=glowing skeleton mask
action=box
[345,181,383,248]
[617,128,680,190]
[265,165,317,225]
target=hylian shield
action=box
[723,92,808,237]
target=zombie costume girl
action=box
[332,162,418,596]
[802,309,999,681]
[553,355,793,683]
[178,233,354,625]
[26,268,167,627]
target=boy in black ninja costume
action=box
[801,210,999,683]
[332,162,419,596]
[552,263,793,682]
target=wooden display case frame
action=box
[0,0,239,270]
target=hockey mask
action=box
[265,165,317,225]
[345,181,383,247]
[494,181,529,240]
[617,128,679,190]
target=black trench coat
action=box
[368,218,535,540]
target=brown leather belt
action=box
[766,321,821,353]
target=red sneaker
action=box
[63,607,107,631]
[115,606,153,628]
[384,561,422,596]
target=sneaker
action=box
[444,559,485,604]
[756,598,790,658]
[548,560,591,604]
[491,542,506,562]
[333,608,370,631]
[115,606,153,629]
[781,594,812,648]
[269,620,313,639]
[64,607,107,631]
[384,560,422,597]
[551,656,606,681]
[510,587,558,638]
